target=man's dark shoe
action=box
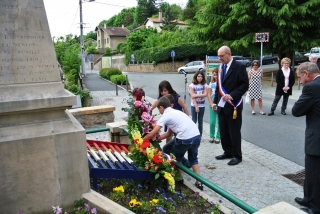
[228,158,242,165]
[215,154,232,160]
[281,111,287,115]
[300,207,314,214]
[295,197,308,207]
[268,111,274,116]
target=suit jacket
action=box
[275,68,295,95]
[292,76,320,156]
[214,60,249,114]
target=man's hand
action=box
[222,94,233,102]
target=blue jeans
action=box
[172,135,201,165]
[191,106,205,136]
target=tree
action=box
[160,5,178,31]
[85,31,97,40]
[134,0,158,25]
[190,0,320,58]
[126,27,158,51]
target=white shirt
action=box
[189,83,207,107]
[157,107,200,139]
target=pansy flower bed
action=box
[99,178,221,214]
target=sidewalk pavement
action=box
[85,71,305,214]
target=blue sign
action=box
[207,56,218,59]
[171,50,175,57]
[131,54,135,62]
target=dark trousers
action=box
[218,109,242,159]
[304,155,320,213]
[270,94,289,112]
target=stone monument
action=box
[0,0,90,213]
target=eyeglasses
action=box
[218,53,227,58]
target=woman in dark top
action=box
[268,57,295,116]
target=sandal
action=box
[252,112,256,115]
[195,182,203,191]
[209,139,214,143]
[260,112,266,115]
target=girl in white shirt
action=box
[189,71,207,137]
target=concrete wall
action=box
[68,105,115,128]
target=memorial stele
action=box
[0,0,90,213]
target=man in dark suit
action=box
[292,62,320,214]
[212,46,249,165]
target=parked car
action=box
[177,61,206,74]
[304,47,320,58]
[233,56,251,67]
[256,55,278,65]
[294,51,308,65]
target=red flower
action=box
[141,140,150,149]
[153,154,163,164]
[133,139,139,144]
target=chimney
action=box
[104,24,106,28]
[158,8,162,22]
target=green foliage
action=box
[127,43,207,64]
[86,46,98,54]
[84,31,97,40]
[110,74,127,85]
[104,48,111,56]
[106,68,122,80]
[126,27,158,52]
[65,84,90,107]
[99,68,122,80]
[64,69,78,86]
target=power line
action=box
[86,1,131,8]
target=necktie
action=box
[222,64,227,80]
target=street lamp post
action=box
[79,0,95,77]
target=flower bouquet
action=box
[122,88,182,192]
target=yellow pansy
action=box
[113,185,124,193]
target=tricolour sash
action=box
[218,65,242,119]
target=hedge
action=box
[110,74,128,85]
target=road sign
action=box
[131,54,135,63]
[255,32,269,42]
[171,50,175,57]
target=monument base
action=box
[0,111,90,213]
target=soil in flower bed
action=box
[97,178,221,214]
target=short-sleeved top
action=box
[189,83,207,107]
[157,107,200,139]
[208,82,217,99]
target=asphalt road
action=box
[125,64,306,167]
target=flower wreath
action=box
[122,88,182,192]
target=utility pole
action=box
[79,0,86,77]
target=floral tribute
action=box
[122,88,182,192]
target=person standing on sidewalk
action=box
[189,71,207,138]
[248,60,266,115]
[292,62,320,214]
[268,57,295,116]
[207,68,221,144]
[212,45,249,166]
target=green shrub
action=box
[99,68,110,79]
[64,68,78,87]
[110,74,128,85]
[65,84,90,107]
[105,68,122,80]
[104,48,111,55]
